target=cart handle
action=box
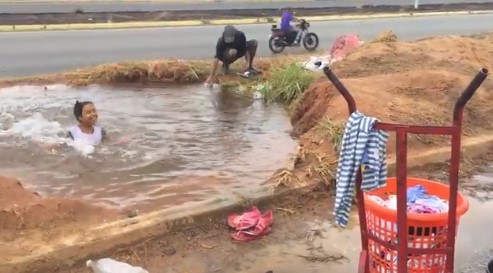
[322,66,488,124]
[323,66,357,114]
[453,68,488,125]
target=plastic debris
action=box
[86,258,149,273]
[302,56,332,71]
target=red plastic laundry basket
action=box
[363,177,469,273]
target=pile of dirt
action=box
[289,32,493,182]
[0,176,118,244]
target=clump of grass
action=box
[269,168,307,193]
[63,60,210,85]
[372,30,398,43]
[260,62,314,105]
[316,118,346,153]
[308,153,337,188]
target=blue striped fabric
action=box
[334,111,389,227]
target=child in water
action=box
[67,100,106,145]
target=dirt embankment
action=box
[1,3,492,25]
[287,32,493,185]
[0,176,118,264]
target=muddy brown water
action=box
[0,84,296,210]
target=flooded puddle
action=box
[0,84,296,210]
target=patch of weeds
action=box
[260,62,314,105]
[316,118,346,153]
[269,168,307,193]
[309,154,337,188]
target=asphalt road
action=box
[0,13,492,78]
[1,0,493,13]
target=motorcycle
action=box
[268,19,319,54]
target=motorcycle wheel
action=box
[268,36,285,54]
[302,33,319,52]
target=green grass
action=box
[259,63,315,105]
[316,118,346,153]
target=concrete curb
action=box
[0,9,492,32]
[4,134,493,273]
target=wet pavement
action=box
[225,180,493,273]
[0,84,296,210]
[137,175,493,273]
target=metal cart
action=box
[322,65,488,273]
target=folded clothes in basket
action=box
[369,185,448,214]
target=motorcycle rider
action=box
[205,25,259,85]
[280,7,301,45]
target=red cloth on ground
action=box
[227,206,273,242]
[329,34,362,62]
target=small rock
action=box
[162,247,176,256]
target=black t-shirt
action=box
[215,30,247,61]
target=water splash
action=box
[0,111,97,155]
[0,83,296,208]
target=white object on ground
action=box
[301,56,332,71]
[86,258,149,273]
[253,91,263,100]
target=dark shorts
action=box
[220,39,258,64]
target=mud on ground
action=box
[0,176,119,269]
[1,3,492,25]
[26,159,493,273]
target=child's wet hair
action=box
[73,100,93,121]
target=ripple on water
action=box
[0,84,297,209]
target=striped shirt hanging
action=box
[334,111,389,227]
